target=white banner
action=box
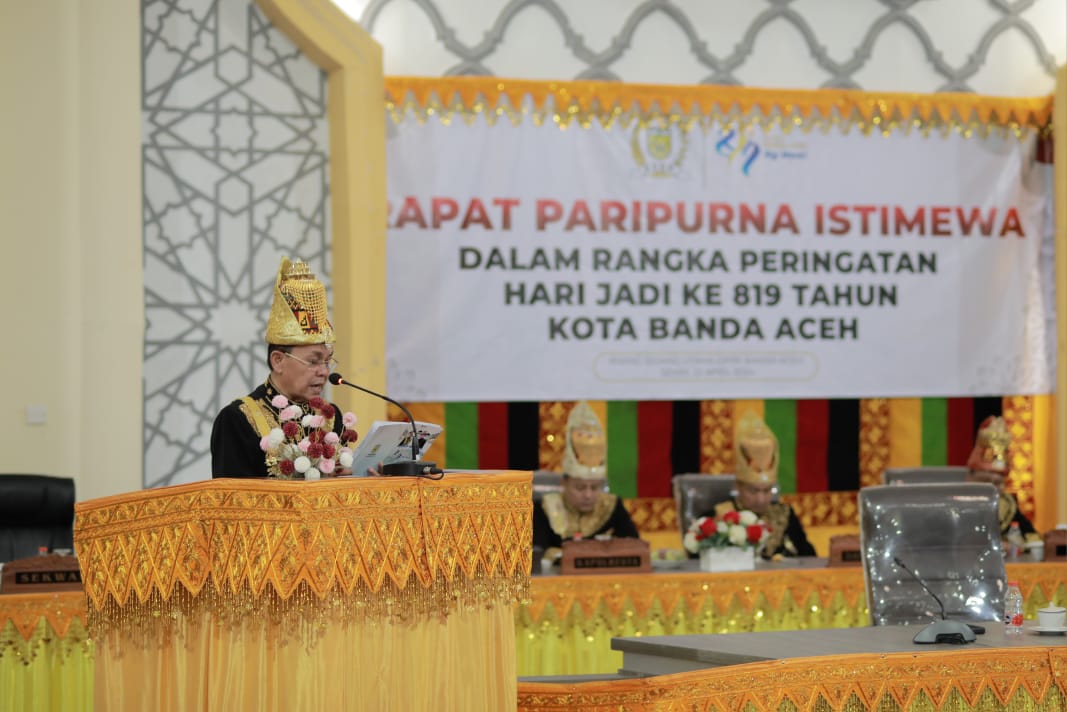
[385,96,1054,402]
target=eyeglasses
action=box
[280,351,339,371]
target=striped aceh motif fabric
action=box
[390,396,1047,527]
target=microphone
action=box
[328,373,440,477]
[893,556,978,644]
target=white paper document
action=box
[349,420,442,476]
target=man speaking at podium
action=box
[210,257,345,477]
[533,402,640,562]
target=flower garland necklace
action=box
[259,394,359,479]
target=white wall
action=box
[336,0,1065,95]
[1,0,142,502]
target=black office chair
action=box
[671,473,738,538]
[0,474,76,562]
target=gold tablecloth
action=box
[518,561,1067,676]
[73,474,531,712]
[4,562,1066,705]
[0,592,92,712]
[517,646,1067,711]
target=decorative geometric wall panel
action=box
[142,0,329,487]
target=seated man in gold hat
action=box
[965,415,1039,542]
[533,402,640,561]
[211,258,346,477]
[706,412,815,558]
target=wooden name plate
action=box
[1,553,83,594]
[1043,530,1067,562]
[560,538,651,575]
[827,534,863,567]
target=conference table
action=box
[613,621,1067,674]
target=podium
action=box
[73,473,531,711]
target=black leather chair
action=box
[672,473,738,537]
[0,474,75,562]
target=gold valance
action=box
[385,76,1053,136]
[73,473,531,639]
[518,646,1067,711]
[0,592,90,664]
[526,562,1065,630]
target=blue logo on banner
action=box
[715,128,808,176]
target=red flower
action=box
[320,404,335,419]
[282,421,300,438]
[322,443,335,459]
[698,518,718,537]
[309,397,325,410]
[746,524,764,544]
[279,460,295,476]
[307,442,324,459]
[722,510,741,525]
[307,430,323,443]
[342,429,358,444]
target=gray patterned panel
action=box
[345,0,1063,93]
[142,0,330,487]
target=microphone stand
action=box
[893,557,977,644]
[328,373,440,477]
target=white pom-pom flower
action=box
[683,531,700,553]
[728,525,748,546]
[294,456,311,474]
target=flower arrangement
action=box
[259,395,359,479]
[683,509,770,554]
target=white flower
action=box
[339,450,354,468]
[728,525,748,546]
[301,414,315,428]
[717,521,729,535]
[739,510,758,526]
[294,456,311,474]
[268,428,285,447]
[304,468,321,481]
[683,531,699,554]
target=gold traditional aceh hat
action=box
[735,412,778,487]
[561,401,607,480]
[264,257,335,345]
[967,415,1011,474]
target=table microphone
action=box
[328,373,441,478]
[893,556,978,644]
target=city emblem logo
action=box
[630,121,689,177]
